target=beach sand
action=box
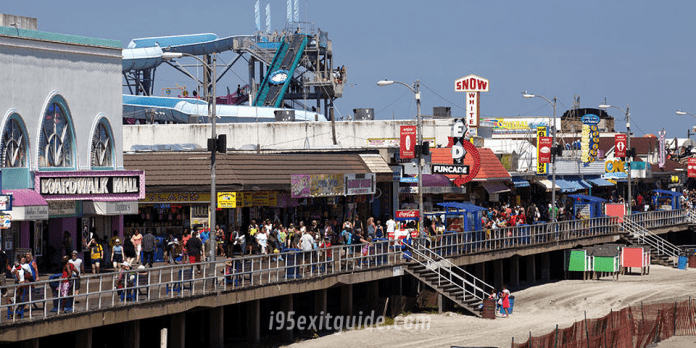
[290,265,696,348]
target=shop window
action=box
[38,97,75,168]
[90,117,114,168]
[0,113,28,168]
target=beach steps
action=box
[405,263,484,317]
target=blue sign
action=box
[581,114,600,125]
[400,177,418,183]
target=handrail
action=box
[0,239,402,324]
[402,239,493,302]
[0,209,688,326]
[623,216,681,263]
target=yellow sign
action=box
[217,192,237,208]
[536,127,547,174]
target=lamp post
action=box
[523,92,558,221]
[676,110,696,139]
[163,52,218,262]
[600,103,631,213]
[377,79,423,233]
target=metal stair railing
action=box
[687,208,696,224]
[401,239,493,303]
[623,216,681,265]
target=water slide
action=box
[253,34,308,108]
[122,33,325,123]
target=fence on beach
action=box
[511,298,696,348]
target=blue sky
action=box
[6,1,696,138]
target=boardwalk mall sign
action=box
[35,171,145,201]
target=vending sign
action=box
[689,158,696,178]
[395,210,419,220]
[400,126,417,159]
[614,134,627,158]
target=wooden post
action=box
[585,311,590,348]
[555,324,558,348]
[160,328,168,348]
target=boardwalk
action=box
[0,209,690,334]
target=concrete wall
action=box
[123,119,457,151]
[0,34,123,171]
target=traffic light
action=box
[421,141,430,156]
[207,135,227,153]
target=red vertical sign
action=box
[615,134,627,158]
[689,158,696,178]
[538,137,552,164]
[400,126,417,159]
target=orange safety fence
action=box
[512,299,696,348]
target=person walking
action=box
[111,238,124,269]
[186,231,203,273]
[141,230,156,267]
[88,238,103,274]
[131,229,143,264]
[123,233,137,266]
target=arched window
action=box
[0,113,28,168]
[38,97,75,168]
[91,117,114,168]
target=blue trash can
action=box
[678,256,688,270]
[282,248,302,278]
[500,295,515,314]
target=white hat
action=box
[138,265,145,270]
[122,261,130,267]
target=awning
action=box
[586,176,615,187]
[2,189,48,221]
[566,176,591,189]
[405,174,453,187]
[536,179,559,192]
[83,201,139,216]
[554,178,581,192]
[511,177,530,188]
[481,181,511,194]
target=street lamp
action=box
[522,92,558,222]
[377,79,424,233]
[676,111,696,139]
[599,103,631,213]
[163,51,219,262]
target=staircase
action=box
[687,208,696,224]
[622,217,682,267]
[401,240,494,317]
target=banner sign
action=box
[536,127,548,174]
[345,173,375,196]
[689,158,696,178]
[614,134,627,158]
[581,123,599,164]
[400,126,417,159]
[311,174,344,197]
[291,174,311,198]
[538,136,552,164]
[292,174,374,197]
[658,130,666,168]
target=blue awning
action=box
[586,176,615,187]
[511,176,530,188]
[566,176,591,189]
[553,178,580,192]
[567,194,607,203]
